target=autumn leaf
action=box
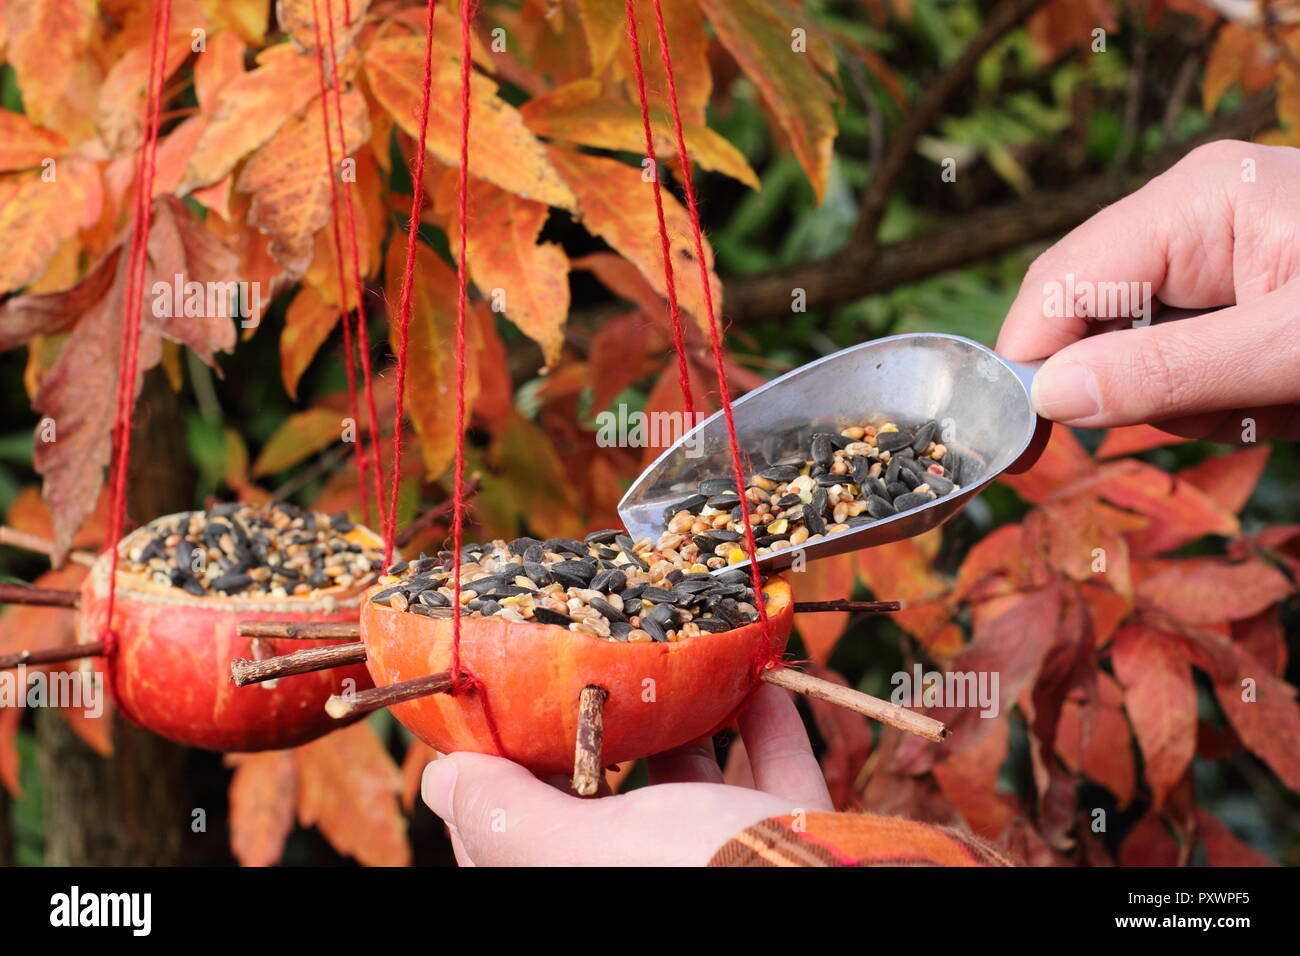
[0,160,101,296]
[1196,810,1274,865]
[933,715,1016,839]
[1214,659,1300,794]
[1027,0,1119,65]
[805,665,872,809]
[364,32,576,210]
[1137,557,1292,625]
[199,0,272,46]
[617,0,713,125]
[2,0,97,136]
[1095,424,1190,459]
[698,0,838,202]
[280,283,339,399]
[0,110,68,171]
[791,552,858,665]
[183,43,324,192]
[1118,812,1179,866]
[227,750,298,867]
[456,179,570,367]
[577,0,625,77]
[1054,673,1135,808]
[997,424,1092,504]
[1093,459,1238,556]
[856,531,961,657]
[588,312,655,413]
[484,413,585,540]
[1111,624,1195,809]
[295,721,410,866]
[277,0,371,62]
[1179,446,1270,516]
[1203,22,1280,114]
[549,147,723,333]
[522,81,760,190]
[253,407,345,476]
[0,706,20,797]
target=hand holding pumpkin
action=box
[421,681,833,866]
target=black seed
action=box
[387,560,409,575]
[610,621,633,641]
[714,599,747,627]
[591,568,627,593]
[694,617,731,633]
[863,476,889,499]
[621,548,650,571]
[814,473,844,488]
[758,465,800,482]
[584,528,622,544]
[715,570,749,585]
[370,586,404,605]
[866,495,897,518]
[643,618,668,642]
[552,560,596,588]
[709,529,742,542]
[849,456,871,487]
[589,597,628,624]
[645,602,677,627]
[698,477,736,496]
[706,492,741,509]
[811,487,829,517]
[911,421,937,454]
[641,587,678,604]
[308,571,330,588]
[507,537,541,557]
[898,455,924,477]
[523,544,546,565]
[775,492,802,508]
[623,598,642,617]
[622,583,648,601]
[887,480,912,498]
[847,515,873,527]
[533,607,574,627]
[875,430,912,452]
[479,600,503,616]
[885,458,901,484]
[418,590,449,607]
[330,511,354,532]
[663,496,706,524]
[926,473,955,496]
[893,492,933,511]
[523,561,553,586]
[693,534,722,554]
[810,433,833,467]
[899,468,922,490]
[546,538,589,557]
[804,508,826,535]
[212,572,253,594]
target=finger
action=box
[1029,284,1300,426]
[722,736,756,789]
[447,826,475,867]
[997,144,1246,363]
[422,752,587,866]
[647,737,724,785]
[1147,404,1300,443]
[737,682,833,811]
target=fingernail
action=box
[422,755,459,822]
[1032,362,1101,423]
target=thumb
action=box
[1030,286,1300,427]
[422,752,579,866]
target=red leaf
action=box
[0,705,20,797]
[792,552,858,665]
[856,531,961,657]
[1111,625,1195,809]
[1215,664,1300,794]
[1096,424,1189,459]
[1178,446,1271,515]
[1055,672,1135,808]
[1119,812,1179,866]
[588,312,653,414]
[933,716,1016,840]
[1195,810,1274,866]
[1232,606,1287,676]
[1093,460,1238,555]
[997,425,1092,504]
[1138,558,1292,625]
[804,665,872,809]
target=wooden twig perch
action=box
[230,641,368,686]
[793,600,900,614]
[0,584,81,608]
[761,667,947,743]
[236,621,361,640]
[325,671,453,719]
[0,641,105,671]
[572,685,608,797]
[0,526,96,568]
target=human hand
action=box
[997,140,1300,441]
[420,681,834,866]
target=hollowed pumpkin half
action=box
[360,576,793,774]
[76,516,381,752]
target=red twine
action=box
[384,0,440,565]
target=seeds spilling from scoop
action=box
[118,502,383,599]
[657,419,967,564]
[370,532,767,643]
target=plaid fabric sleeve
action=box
[708,813,1016,867]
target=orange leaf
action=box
[577,0,625,77]
[1138,557,1292,625]
[952,524,1027,602]
[280,283,339,399]
[0,167,96,296]
[457,179,570,366]
[1095,423,1189,459]
[227,750,298,867]
[996,424,1092,504]
[1203,22,1279,114]
[3,0,97,135]
[1027,0,1119,64]
[698,0,838,202]
[183,43,323,192]
[0,110,67,171]
[195,31,247,111]
[1214,662,1300,793]
[933,716,1016,839]
[550,148,723,334]
[791,552,858,665]
[237,87,370,275]
[521,81,760,190]
[277,0,370,62]
[856,531,960,656]
[588,312,653,413]
[1118,812,1179,866]
[295,721,410,866]
[1093,459,1238,555]
[1078,580,1132,648]
[616,0,712,125]
[0,705,20,796]
[1111,624,1194,809]
[364,32,576,210]
[1178,446,1270,516]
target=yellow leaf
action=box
[226,750,297,867]
[0,167,95,295]
[548,147,723,333]
[277,0,371,61]
[364,32,576,210]
[1203,22,1279,114]
[253,407,344,476]
[616,0,712,126]
[3,0,97,133]
[236,87,370,276]
[698,0,838,202]
[577,0,625,76]
[195,31,247,112]
[200,0,271,46]
[522,82,760,190]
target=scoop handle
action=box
[1003,357,1051,475]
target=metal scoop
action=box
[618,332,1050,574]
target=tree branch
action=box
[728,91,1278,321]
[852,0,1051,249]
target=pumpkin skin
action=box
[75,518,381,752]
[360,576,793,774]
